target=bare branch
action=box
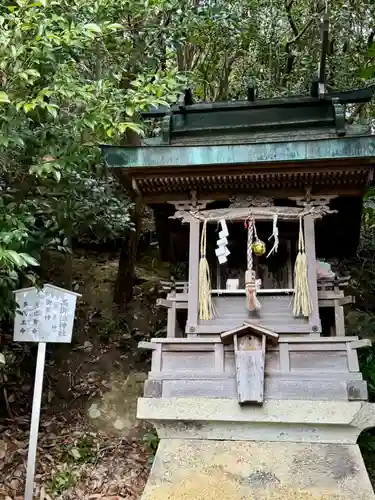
[285,0,298,37]
[284,4,326,77]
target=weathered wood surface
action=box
[149,370,362,381]
[171,205,336,224]
[162,289,353,304]
[162,350,215,372]
[350,339,372,349]
[144,336,367,401]
[219,323,252,343]
[243,322,279,340]
[167,307,177,337]
[347,343,360,372]
[159,346,352,374]
[150,343,162,372]
[161,290,348,336]
[149,336,361,343]
[235,350,264,404]
[200,295,311,334]
[186,217,200,333]
[234,334,265,404]
[138,341,156,350]
[160,378,350,400]
[279,343,290,372]
[304,215,321,332]
[220,322,279,344]
[161,279,351,294]
[214,343,225,372]
[334,301,346,336]
[290,351,348,371]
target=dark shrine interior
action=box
[152,195,359,337]
[152,194,362,270]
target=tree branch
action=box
[95,41,102,81]
[288,7,325,47]
[284,4,326,77]
[285,0,298,37]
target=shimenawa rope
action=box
[293,216,312,317]
[198,220,215,320]
[245,217,261,311]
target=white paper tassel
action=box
[267,214,279,258]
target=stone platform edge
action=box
[137,398,375,444]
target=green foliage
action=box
[63,435,96,464]
[344,223,375,403]
[98,316,124,341]
[48,467,75,496]
[343,220,375,468]
[359,347,375,401]
[1,0,374,323]
[363,188,375,232]
[143,428,159,464]
[358,428,375,482]
[47,435,96,495]
[0,196,39,317]
[0,0,186,321]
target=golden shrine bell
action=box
[252,239,266,256]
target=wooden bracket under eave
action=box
[220,322,279,406]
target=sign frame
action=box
[13,284,81,500]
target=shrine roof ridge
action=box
[141,84,375,119]
[132,84,375,145]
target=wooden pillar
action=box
[334,300,345,336]
[304,215,321,334]
[167,305,177,338]
[186,218,200,334]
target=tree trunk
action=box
[114,197,142,308]
[113,126,143,308]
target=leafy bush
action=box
[0,0,185,322]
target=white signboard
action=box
[14,284,80,343]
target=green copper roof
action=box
[101,136,375,170]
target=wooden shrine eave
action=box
[131,166,370,198]
[100,136,375,198]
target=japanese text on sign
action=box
[14,285,80,343]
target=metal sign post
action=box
[24,342,46,500]
[13,284,81,500]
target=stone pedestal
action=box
[137,398,375,499]
[141,440,373,500]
